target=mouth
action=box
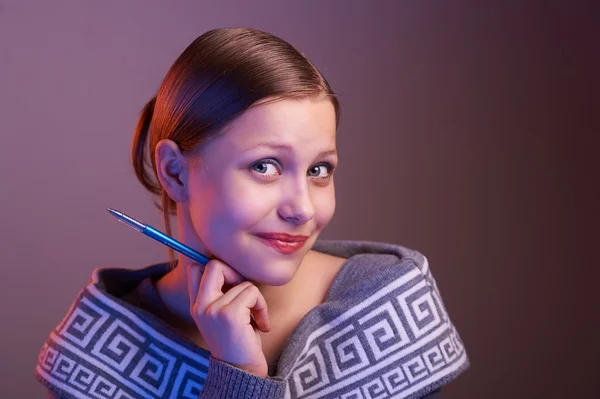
[254,233,309,255]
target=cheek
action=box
[314,187,336,228]
[187,173,235,240]
[213,175,277,228]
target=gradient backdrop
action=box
[1,1,598,398]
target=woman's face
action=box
[184,96,338,285]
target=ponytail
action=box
[131,97,177,267]
[132,96,160,195]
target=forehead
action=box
[215,96,337,153]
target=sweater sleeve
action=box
[199,356,286,398]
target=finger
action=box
[213,259,246,286]
[194,260,227,310]
[230,284,271,333]
[214,281,254,306]
[203,258,247,296]
[186,263,203,307]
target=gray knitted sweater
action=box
[35,240,469,398]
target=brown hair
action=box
[132,27,340,264]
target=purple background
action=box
[1,1,597,397]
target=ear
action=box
[155,139,189,203]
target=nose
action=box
[277,179,315,225]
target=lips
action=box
[255,233,309,242]
[255,232,309,254]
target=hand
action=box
[187,260,272,377]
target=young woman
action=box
[35,27,469,398]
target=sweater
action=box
[35,240,469,398]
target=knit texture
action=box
[35,240,469,398]
[201,357,286,398]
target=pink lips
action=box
[255,232,309,254]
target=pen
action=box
[106,208,210,268]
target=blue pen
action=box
[107,208,210,268]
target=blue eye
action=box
[249,159,335,180]
[308,164,334,179]
[250,159,281,177]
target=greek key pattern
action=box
[285,265,468,399]
[36,256,467,398]
[35,287,209,399]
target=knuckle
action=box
[209,304,236,325]
[190,304,203,320]
[204,304,221,319]
[221,308,237,323]
[246,284,259,295]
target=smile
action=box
[258,236,306,255]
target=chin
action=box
[262,272,296,286]
[246,259,301,286]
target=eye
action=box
[308,163,334,179]
[250,159,281,177]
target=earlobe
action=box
[155,139,189,203]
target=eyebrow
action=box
[244,142,338,158]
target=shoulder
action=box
[34,264,211,398]
[279,239,469,397]
[312,239,436,299]
[312,239,430,273]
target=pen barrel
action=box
[143,225,210,266]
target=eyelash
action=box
[249,158,335,180]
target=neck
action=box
[154,260,194,328]
[154,210,210,330]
